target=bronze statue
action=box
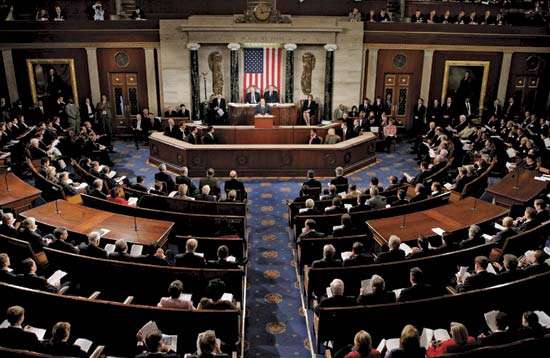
[208,51,224,95]
[301,52,316,95]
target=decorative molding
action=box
[324,44,337,52]
[186,42,201,51]
[227,43,241,51]
[284,43,297,51]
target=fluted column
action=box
[323,44,337,121]
[1,50,18,103]
[420,49,434,102]
[228,43,240,103]
[144,47,159,115]
[187,43,201,120]
[497,50,513,104]
[284,43,297,104]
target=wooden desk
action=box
[486,170,548,208]
[254,115,274,128]
[367,197,508,245]
[0,173,42,214]
[229,103,298,125]
[20,200,174,247]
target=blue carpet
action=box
[110,139,418,357]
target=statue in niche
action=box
[301,52,316,95]
[208,51,224,95]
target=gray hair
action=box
[88,231,101,245]
[389,235,401,250]
[330,278,345,296]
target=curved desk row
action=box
[148,129,377,177]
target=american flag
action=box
[243,47,282,100]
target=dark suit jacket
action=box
[0,223,19,238]
[357,290,396,305]
[49,239,79,254]
[301,100,318,116]
[264,91,279,103]
[41,341,87,358]
[493,228,519,245]
[497,268,526,284]
[245,92,261,104]
[318,295,356,308]
[199,177,220,197]
[255,104,272,115]
[458,271,497,292]
[154,171,176,193]
[185,133,199,144]
[330,176,349,192]
[349,204,372,213]
[296,230,325,243]
[18,273,57,292]
[375,249,405,264]
[175,252,205,267]
[208,259,239,269]
[224,179,246,198]
[202,133,217,144]
[343,253,374,267]
[311,258,342,268]
[399,283,434,302]
[175,175,197,195]
[18,228,44,252]
[303,178,322,189]
[409,193,428,203]
[0,326,40,351]
[333,225,362,238]
[79,244,108,259]
[89,188,108,200]
[130,183,148,192]
[479,330,520,347]
[196,193,216,202]
[0,269,18,284]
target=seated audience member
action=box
[427,322,477,356]
[175,167,198,196]
[18,217,44,252]
[369,176,384,193]
[138,244,169,266]
[42,322,87,357]
[196,185,216,202]
[309,129,322,144]
[109,239,131,261]
[407,237,432,259]
[375,235,405,263]
[479,312,518,346]
[0,212,19,237]
[386,175,400,192]
[297,219,325,243]
[187,330,224,358]
[164,118,177,137]
[155,163,176,193]
[343,330,381,358]
[302,199,320,216]
[175,238,205,267]
[221,189,238,203]
[202,126,217,144]
[79,231,107,258]
[430,182,443,196]
[330,166,349,192]
[496,254,524,284]
[382,118,397,152]
[411,9,425,23]
[366,187,386,209]
[173,184,193,200]
[452,167,469,193]
[48,226,79,254]
[198,278,237,310]
[186,126,201,144]
[344,185,363,200]
[320,184,338,201]
[89,178,107,199]
[408,161,431,185]
[325,197,347,215]
[357,274,396,305]
[110,185,129,205]
[224,170,246,200]
[199,168,220,197]
[130,175,148,192]
[334,214,361,237]
[533,199,549,226]
[0,253,17,283]
[515,207,538,232]
[348,7,362,22]
[349,194,371,213]
[457,256,497,292]
[157,280,194,310]
[316,279,355,311]
[409,183,427,203]
[0,306,40,351]
[208,245,239,269]
[386,325,426,358]
[136,331,178,358]
[518,311,548,339]
[520,250,549,275]
[303,169,322,191]
[325,127,342,144]
[399,267,434,302]
[393,189,409,206]
[344,242,374,266]
[17,258,57,292]
[458,224,483,248]
[312,244,342,268]
[491,216,519,245]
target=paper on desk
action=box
[332,225,344,231]
[25,326,46,340]
[221,293,233,302]
[432,227,446,236]
[484,310,500,332]
[298,208,308,214]
[104,244,116,255]
[162,334,178,352]
[340,251,352,261]
[74,338,93,352]
[47,270,67,289]
[443,183,454,190]
[98,228,111,237]
[130,244,143,257]
[534,176,550,182]
[226,255,236,263]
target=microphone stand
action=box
[400,214,407,230]
[471,197,478,212]
[512,167,521,190]
[133,215,138,232]
[54,200,60,215]
[4,171,8,192]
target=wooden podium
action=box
[254,114,275,128]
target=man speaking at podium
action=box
[256,98,271,115]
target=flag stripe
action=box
[243,47,282,101]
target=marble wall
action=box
[159,21,191,108]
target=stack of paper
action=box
[74,338,93,353]
[340,251,352,261]
[221,293,234,302]
[399,243,412,256]
[484,310,500,332]
[443,183,454,190]
[47,270,67,289]
[534,311,550,328]
[130,244,143,257]
[104,243,116,255]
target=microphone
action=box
[513,167,521,190]
[133,215,138,232]
[471,197,478,212]
[0,166,10,192]
[54,199,60,215]
[400,214,407,230]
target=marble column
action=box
[323,44,337,121]
[228,43,240,103]
[420,49,434,101]
[497,51,513,103]
[2,50,19,103]
[144,47,159,116]
[284,43,297,103]
[187,43,201,120]
[85,47,101,104]
[365,48,379,101]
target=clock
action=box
[254,3,271,21]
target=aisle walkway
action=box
[111,140,418,357]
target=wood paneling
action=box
[429,51,502,107]
[375,49,424,124]
[506,53,550,114]
[97,48,148,112]
[11,48,90,107]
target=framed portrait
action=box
[26,59,79,105]
[441,60,490,112]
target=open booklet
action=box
[399,243,412,257]
[534,311,550,329]
[74,338,94,353]
[47,270,67,289]
[104,243,116,255]
[341,251,353,261]
[376,337,400,353]
[420,327,451,348]
[138,321,178,352]
[484,310,500,332]
[360,278,373,295]
[130,244,143,257]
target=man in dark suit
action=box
[164,118,177,138]
[497,254,526,284]
[357,274,396,305]
[521,250,549,275]
[245,86,261,104]
[48,227,79,254]
[517,207,538,232]
[300,199,321,217]
[296,219,325,244]
[224,170,247,200]
[201,126,218,144]
[154,163,176,193]
[301,95,317,125]
[308,129,322,144]
[411,98,427,135]
[0,306,40,351]
[458,224,484,249]
[196,185,217,202]
[0,212,19,238]
[376,235,406,263]
[79,231,107,258]
[17,217,44,252]
[392,189,410,206]
[108,239,132,261]
[175,238,205,267]
[175,167,197,196]
[303,170,322,191]
[17,258,58,292]
[504,97,519,119]
[0,253,18,284]
[185,126,200,144]
[399,267,435,302]
[88,179,108,199]
[333,214,361,237]
[315,278,356,314]
[457,256,498,292]
[136,332,179,358]
[330,167,349,192]
[385,175,400,192]
[311,244,342,268]
[208,245,239,269]
[263,85,280,103]
[177,104,190,118]
[533,199,549,226]
[199,168,220,197]
[255,98,271,115]
[209,94,227,124]
[479,311,520,346]
[130,176,148,192]
[41,322,87,357]
[349,194,372,214]
[344,242,374,267]
[491,217,519,245]
[409,161,431,185]
[409,183,428,203]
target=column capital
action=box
[186,43,201,51]
[284,43,297,51]
[227,43,241,51]
[324,44,338,52]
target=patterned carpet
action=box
[110,139,418,358]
